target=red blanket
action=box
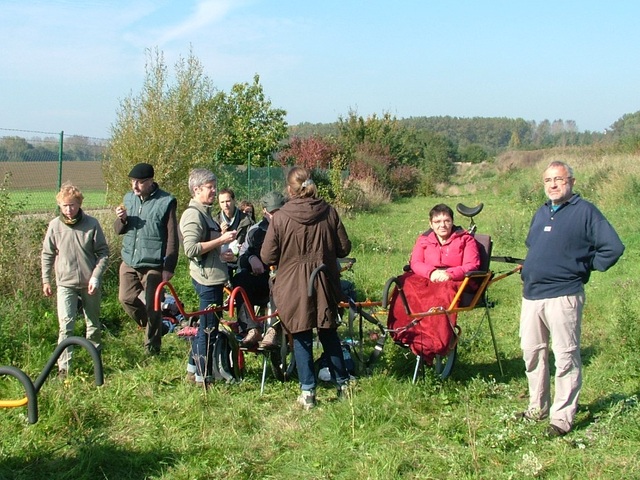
[387,272,460,364]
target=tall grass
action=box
[1,151,639,479]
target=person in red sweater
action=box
[388,204,480,362]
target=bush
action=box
[460,144,489,164]
[0,174,46,302]
[387,165,421,198]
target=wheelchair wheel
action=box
[434,345,456,380]
[269,329,296,382]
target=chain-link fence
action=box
[1,128,287,214]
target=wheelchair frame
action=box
[379,203,523,381]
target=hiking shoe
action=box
[241,328,262,347]
[258,327,278,349]
[514,410,546,422]
[297,390,316,410]
[547,423,569,438]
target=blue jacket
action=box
[521,194,624,300]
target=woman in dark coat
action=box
[261,166,352,409]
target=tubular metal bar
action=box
[33,337,104,393]
[0,366,38,424]
[1,336,103,424]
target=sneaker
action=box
[297,390,316,410]
[185,372,196,384]
[258,327,278,349]
[57,369,68,380]
[241,328,262,347]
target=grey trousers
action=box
[520,293,585,432]
[56,285,102,371]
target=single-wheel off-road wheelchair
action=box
[154,281,295,394]
[378,203,523,382]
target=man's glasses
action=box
[131,178,152,185]
[543,176,571,185]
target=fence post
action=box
[247,152,251,200]
[57,131,64,191]
[268,154,271,191]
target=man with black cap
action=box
[114,162,179,355]
[231,191,285,348]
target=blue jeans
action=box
[293,328,349,391]
[188,279,223,380]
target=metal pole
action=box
[57,131,64,190]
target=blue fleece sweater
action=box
[521,194,624,300]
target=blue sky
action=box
[1,0,639,139]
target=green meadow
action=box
[1,150,639,479]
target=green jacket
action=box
[115,185,178,271]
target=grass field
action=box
[1,161,108,212]
[1,151,639,479]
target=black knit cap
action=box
[128,163,154,179]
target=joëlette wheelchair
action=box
[154,281,294,394]
[380,203,523,382]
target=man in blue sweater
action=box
[519,161,624,437]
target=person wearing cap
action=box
[231,191,286,348]
[114,162,179,355]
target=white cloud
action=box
[154,0,236,46]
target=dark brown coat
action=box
[260,197,351,334]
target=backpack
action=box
[211,325,242,383]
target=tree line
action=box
[4,46,640,208]
[0,135,107,163]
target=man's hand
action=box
[116,205,128,223]
[43,283,53,297]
